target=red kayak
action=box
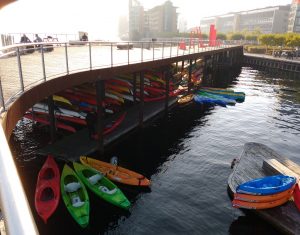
[293,183,300,211]
[34,155,60,223]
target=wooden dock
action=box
[228,142,300,235]
[36,97,177,160]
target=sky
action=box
[0,0,292,40]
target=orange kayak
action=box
[234,185,295,203]
[232,195,291,209]
[80,156,151,187]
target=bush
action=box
[246,46,267,54]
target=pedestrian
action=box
[20,34,31,43]
[85,111,97,139]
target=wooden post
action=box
[164,69,170,113]
[96,79,105,154]
[47,95,56,142]
[139,71,144,127]
[133,72,137,103]
[188,59,192,92]
[175,61,178,73]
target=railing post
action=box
[0,79,5,112]
[177,41,179,57]
[152,41,155,60]
[111,43,113,67]
[64,43,69,74]
[41,45,46,81]
[162,42,164,59]
[89,42,92,70]
[141,42,143,62]
[16,47,24,92]
[127,42,130,65]
[170,42,172,58]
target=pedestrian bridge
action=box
[0,40,243,234]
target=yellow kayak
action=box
[178,94,194,104]
[80,156,151,187]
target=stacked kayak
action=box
[198,88,245,102]
[232,175,296,209]
[194,95,227,107]
[34,155,60,223]
[73,162,131,210]
[61,164,90,228]
[80,156,151,187]
[178,94,194,105]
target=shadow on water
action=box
[229,215,282,235]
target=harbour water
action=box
[10,66,300,234]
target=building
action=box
[200,5,291,34]
[288,0,300,32]
[128,0,145,40]
[128,0,178,40]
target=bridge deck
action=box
[36,97,177,160]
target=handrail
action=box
[0,39,240,115]
[0,125,39,234]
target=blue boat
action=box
[194,95,227,107]
[236,175,296,195]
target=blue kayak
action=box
[236,175,296,195]
[194,95,227,107]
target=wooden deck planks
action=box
[228,142,300,235]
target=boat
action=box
[34,155,60,223]
[198,89,245,102]
[232,195,291,209]
[293,183,300,211]
[79,156,151,187]
[196,91,236,105]
[194,95,227,107]
[234,185,295,202]
[24,112,76,133]
[73,162,131,210]
[236,175,296,195]
[60,164,89,228]
[178,94,194,105]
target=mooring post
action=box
[47,95,56,142]
[139,71,144,127]
[133,72,137,103]
[96,79,105,154]
[188,59,192,93]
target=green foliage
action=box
[245,35,258,41]
[230,33,245,40]
[217,33,227,40]
[258,33,300,48]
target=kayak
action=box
[196,91,236,105]
[198,89,245,102]
[232,195,291,209]
[178,94,194,104]
[73,162,131,210]
[234,184,295,203]
[34,155,60,223]
[236,175,296,195]
[194,95,227,107]
[24,112,76,133]
[293,183,300,211]
[60,164,89,228]
[80,156,151,187]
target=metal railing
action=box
[0,39,238,114]
[0,39,240,234]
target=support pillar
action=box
[133,72,137,103]
[188,59,192,93]
[47,95,56,143]
[96,79,105,155]
[164,70,170,113]
[139,72,144,127]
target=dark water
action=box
[10,67,300,235]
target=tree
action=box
[245,35,258,42]
[217,33,227,40]
[230,33,245,40]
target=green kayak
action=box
[61,164,90,228]
[73,162,131,210]
[198,89,245,102]
[197,91,236,105]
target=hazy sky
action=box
[0,0,292,40]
